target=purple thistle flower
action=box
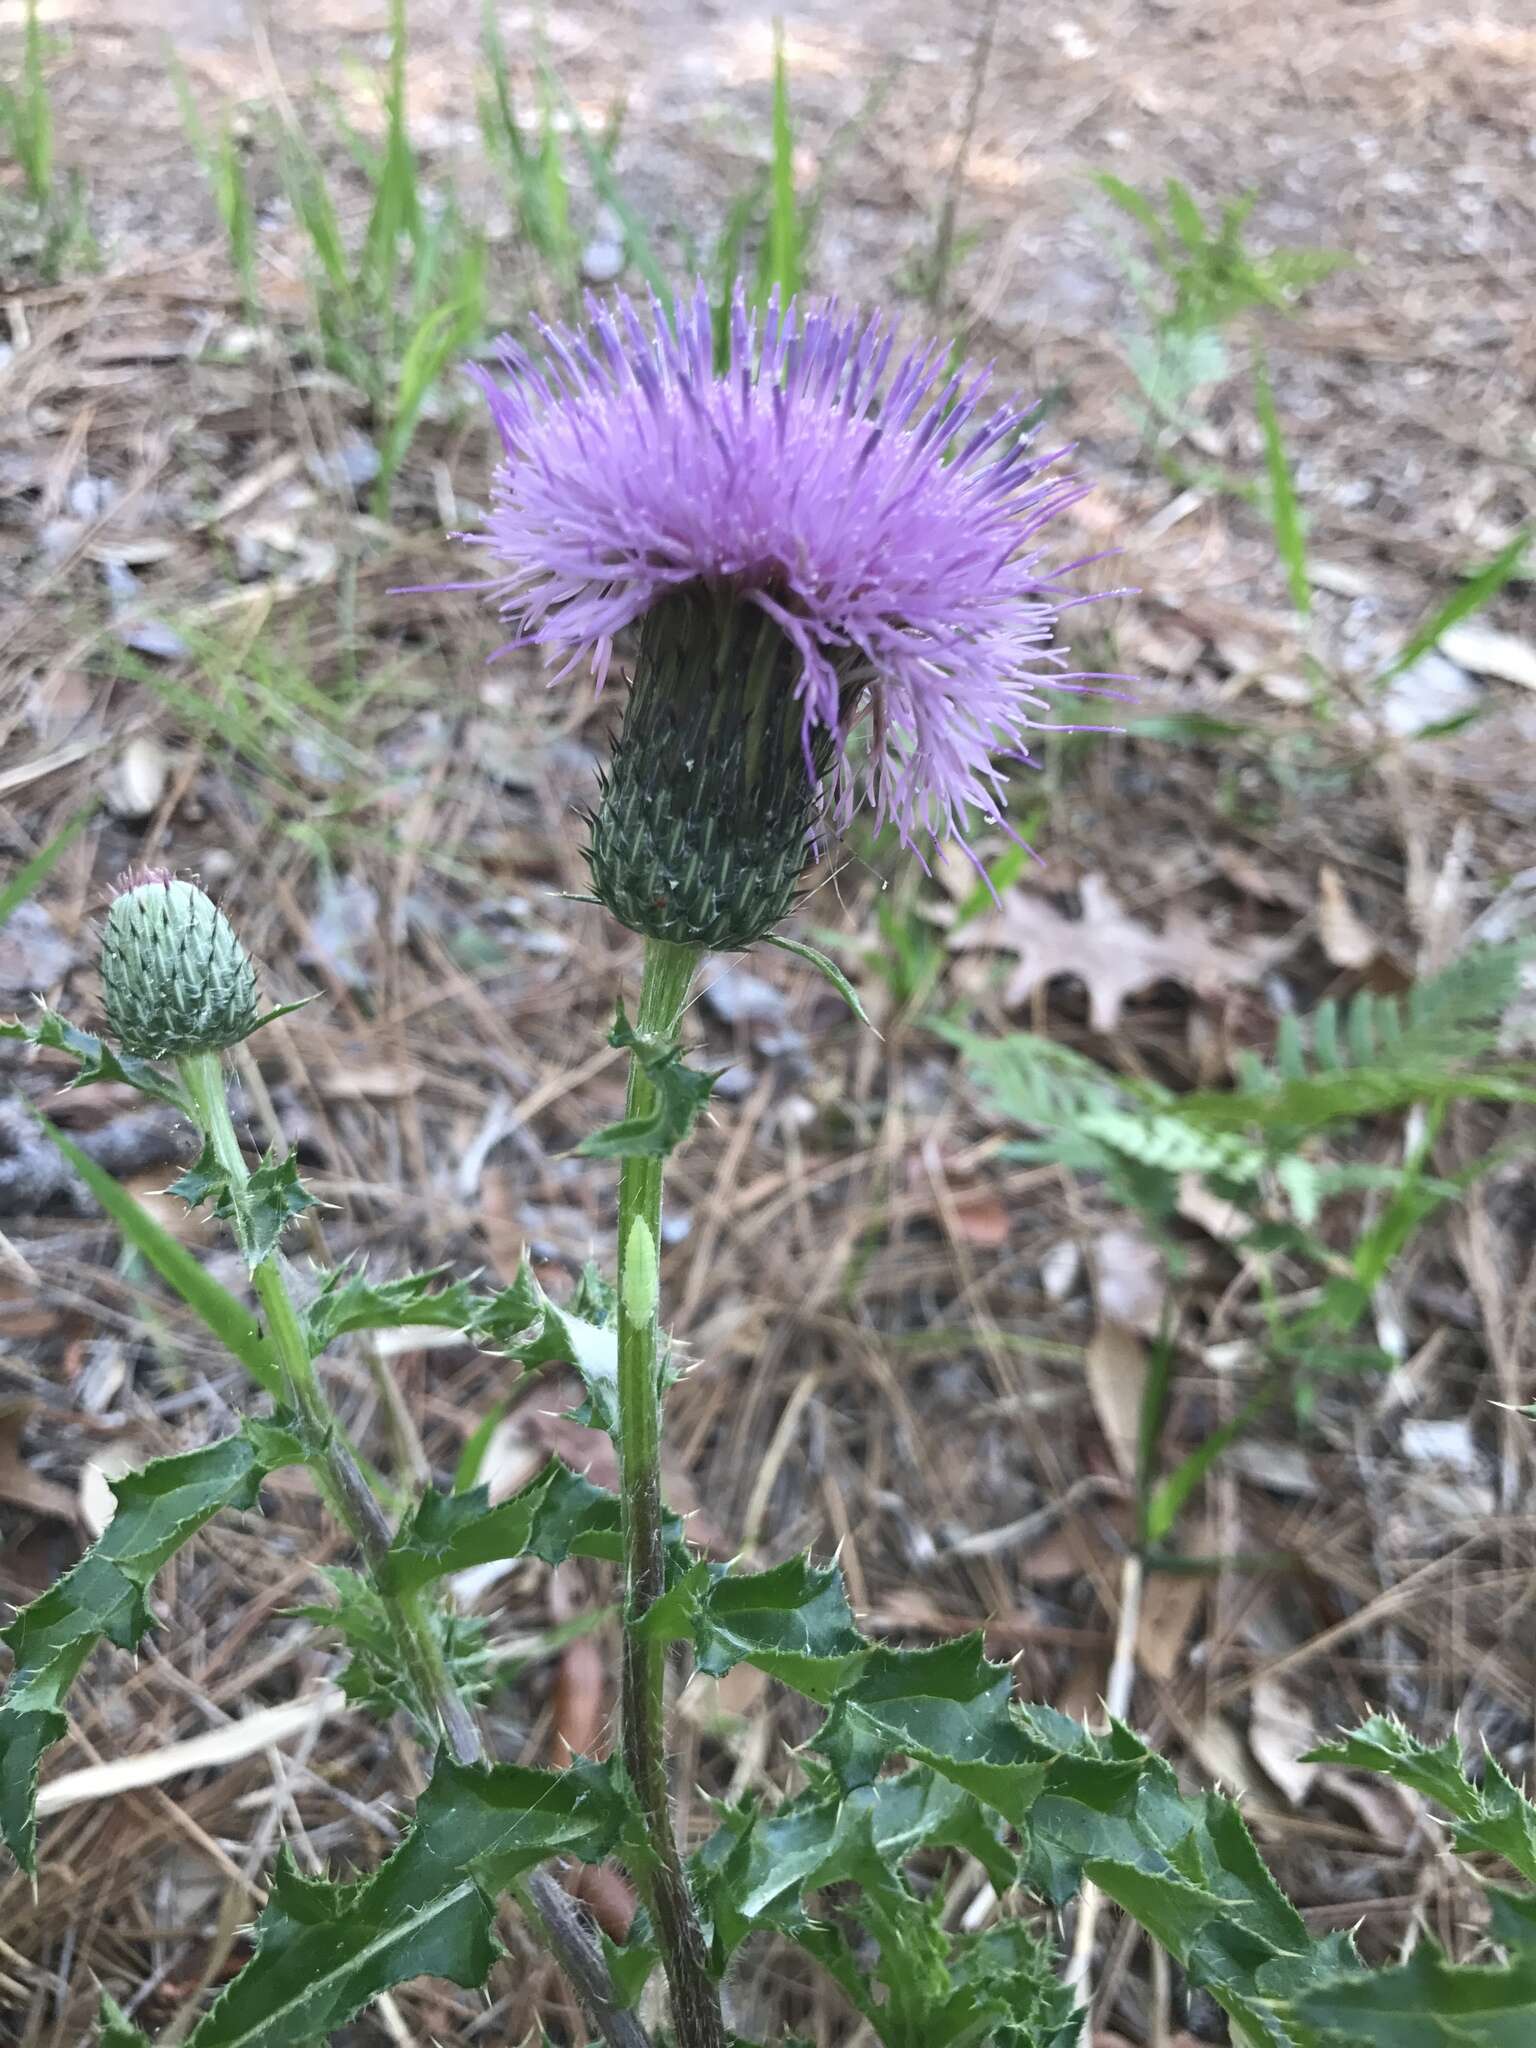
[459,285,1110,859]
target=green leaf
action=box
[1093,170,1169,258]
[296,1568,491,1736]
[2,1008,192,1114]
[813,1636,1052,1825]
[183,1752,629,2048]
[702,1767,1014,1951]
[575,1002,719,1160]
[32,1117,281,1394]
[99,1993,153,2046]
[171,1142,318,1267]
[1,1426,289,1872]
[1305,1716,1536,1886]
[600,1924,660,2009]
[765,932,874,1027]
[380,1457,632,1594]
[1291,1939,1536,2048]
[688,1553,866,1702]
[1304,1715,1475,1817]
[301,1263,479,1357]
[472,1259,621,1436]
[1025,1742,1357,2042]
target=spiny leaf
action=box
[1289,1938,1536,2048]
[0,1425,290,1872]
[473,1258,621,1436]
[688,1553,866,1702]
[31,1117,281,1394]
[300,1263,480,1357]
[171,1142,318,1267]
[575,1002,719,1160]
[1306,1715,1536,1887]
[98,1993,152,2046]
[2,1007,192,1113]
[296,1567,491,1737]
[698,1766,1014,1957]
[813,1635,1052,1825]
[182,1752,631,2048]
[1026,1740,1357,2043]
[380,1457,633,1594]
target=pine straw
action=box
[2,1,1535,2042]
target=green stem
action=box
[179,1050,653,2046]
[614,941,725,2048]
[178,1052,480,1767]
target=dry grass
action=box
[2,1,1534,2042]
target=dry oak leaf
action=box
[951,873,1283,1030]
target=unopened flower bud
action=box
[100,869,260,1058]
[587,586,833,952]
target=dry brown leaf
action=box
[1185,1711,1260,1800]
[1136,1564,1207,1684]
[1316,864,1379,970]
[0,1399,78,1524]
[949,1189,1011,1248]
[951,872,1282,1029]
[1247,1675,1320,1805]
[1084,1321,1145,1481]
[1019,1501,1133,1583]
[1318,1766,1419,1850]
[550,1631,607,1764]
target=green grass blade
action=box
[756,21,801,308]
[560,83,672,309]
[1145,1386,1275,1547]
[279,131,351,302]
[214,123,258,312]
[372,237,485,513]
[360,0,420,314]
[20,0,53,204]
[479,0,532,172]
[0,805,92,931]
[36,1117,281,1394]
[1254,353,1310,621]
[1371,529,1531,690]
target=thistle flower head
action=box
[463,286,1105,858]
[101,870,260,1059]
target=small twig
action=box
[928,0,1001,311]
[1065,1550,1144,2016]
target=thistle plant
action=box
[7,293,1536,2048]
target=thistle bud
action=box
[100,869,261,1058]
[586,586,831,953]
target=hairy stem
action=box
[615,940,725,2048]
[179,1053,649,2046]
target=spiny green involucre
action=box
[100,869,260,1058]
